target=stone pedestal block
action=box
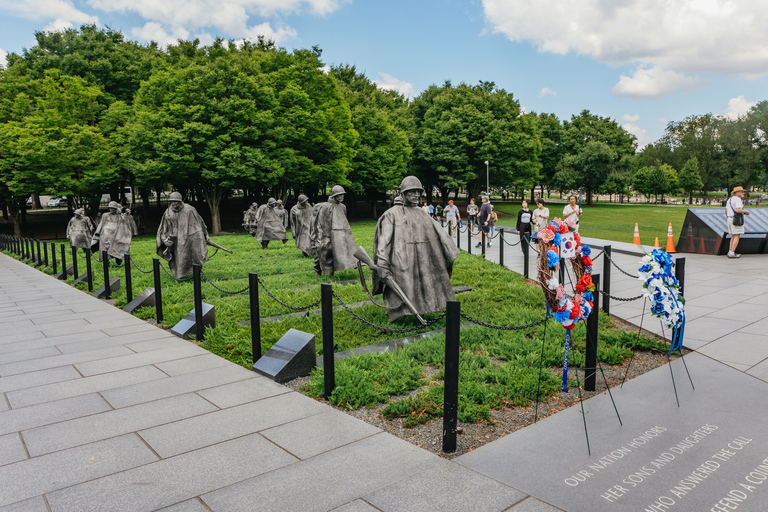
[253,328,316,383]
[71,271,93,287]
[171,303,215,340]
[93,277,121,298]
[123,287,156,314]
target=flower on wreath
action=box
[559,223,570,234]
[637,249,685,330]
[582,255,593,267]
[539,227,555,243]
[580,244,590,256]
[547,249,559,268]
[565,219,577,230]
[546,277,559,290]
[553,232,562,246]
[555,284,566,300]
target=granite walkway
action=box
[0,252,554,512]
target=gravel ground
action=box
[285,320,687,460]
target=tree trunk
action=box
[689,191,693,205]
[199,183,223,235]
[32,192,41,209]
[8,201,22,236]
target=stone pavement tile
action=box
[0,496,48,512]
[684,291,743,309]
[0,366,81,394]
[74,344,205,377]
[0,399,7,413]
[101,365,255,409]
[196,375,290,408]
[3,320,35,336]
[0,345,134,377]
[679,317,744,343]
[125,336,194,353]
[746,360,768,383]
[2,329,105,351]
[261,410,380,460]
[86,316,158,332]
[45,433,297,512]
[744,292,768,306]
[7,365,167,409]
[101,322,166,337]
[0,434,158,507]
[0,330,45,346]
[200,433,437,512]
[28,311,88,325]
[155,353,231,377]
[0,433,27,466]
[139,392,326,458]
[0,393,111,436]
[364,458,526,512]
[54,329,174,355]
[0,310,23,320]
[37,318,97,337]
[677,305,717,321]
[504,497,564,511]
[330,500,380,511]
[739,317,768,336]
[706,302,768,322]
[696,332,768,368]
[0,346,61,366]
[681,337,713,351]
[156,498,210,511]
[22,393,218,457]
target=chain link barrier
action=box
[599,290,645,302]
[258,276,321,311]
[331,289,446,334]
[159,263,194,282]
[200,269,249,295]
[459,312,549,331]
[502,234,522,247]
[131,258,154,274]
[603,252,640,278]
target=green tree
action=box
[534,112,565,201]
[660,115,721,197]
[678,157,703,204]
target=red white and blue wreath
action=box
[536,218,594,391]
[638,249,686,353]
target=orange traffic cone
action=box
[633,223,641,245]
[665,222,676,253]
[698,237,706,254]
[654,237,660,247]
[685,222,694,252]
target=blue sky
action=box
[1,0,767,148]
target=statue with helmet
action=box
[90,201,138,262]
[309,185,357,276]
[290,194,315,257]
[242,202,259,236]
[156,192,211,279]
[67,208,95,249]
[363,176,460,322]
[254,197,287,249]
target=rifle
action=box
[207,239,233,254]
[353,246,427,325]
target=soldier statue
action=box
[368,176,459,322]
[156,192,210,279]
[67,208,95,249]
[242,202,259,236]
[91,201,138,262]
[310,185,357,276]
[290,194,314,257]
[255,197,287,249]
[275,199,289,243]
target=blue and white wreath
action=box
[638,249,685,352]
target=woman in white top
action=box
[532,198,549,239]
[562,195,582,232]
[726,186,750,258]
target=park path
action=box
[0,252,556,512]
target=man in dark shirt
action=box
[476,196,492,248]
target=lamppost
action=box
[484,160,489,197]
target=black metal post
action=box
[28,239,34,261]
[558,258,565,285]
[467,227,472,255]
[71,246,78,279]
[321,283,335,399]
[585,274,600,392]
[249,273,261,364]
[51,242,57,275]
[603,245,611,316]
[85,248,93,291]
[456,225,461,250]
[124,254,133,304]
[193,264,204,341]
[523,235,530,278]
[59,244,67,280]
[36,240,42,266]
[102,250,111,299]
[25,238,30,259]
[499,230,504,267]
[675,257,686,297]
[442,300,461,453]
[153,258,163,323]
[481,230,486,256]
[43,241,48,267]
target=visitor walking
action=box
[467,198,478,234]
[444,200,460,236]
[476,196,492,248]
[726,186,750,258]
[516,200,532,252]
[563,195,582,232]
[532,198,549,240]
[488,205,498,246]
[435,204,443,224]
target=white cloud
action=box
[621,116,651,149]
[319,64,331,74]
[373,72,414,99]
[131,22,190,48]
[44,18,74,33]
[0,0,98,27]
[612,66,708,98]
[0,48,7,69]
[622,113,640,123]
[537,87,556,98]
[483,0,768,95]
[724,95,757,120]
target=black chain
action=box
[131,258,153,274]
[160,263,194,282]
[591,249,604,260]
[603,252,639,278]
[459,313,549,331]
[599,290,645,302]
[502,235,522,247]
[331,289,446,333]
[200,269,249,295]
[258,277,321,310]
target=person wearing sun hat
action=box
[444,199,460,236]
[726,186,750,258]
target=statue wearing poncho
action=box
[290,195,315,257]
[156,194,210,279]
[67,209,95,249]
[254,198,287,248]
[372,176,460,321]
[310,186,357,275]
[91,202,137,261]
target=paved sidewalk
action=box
[0,253,557,512]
